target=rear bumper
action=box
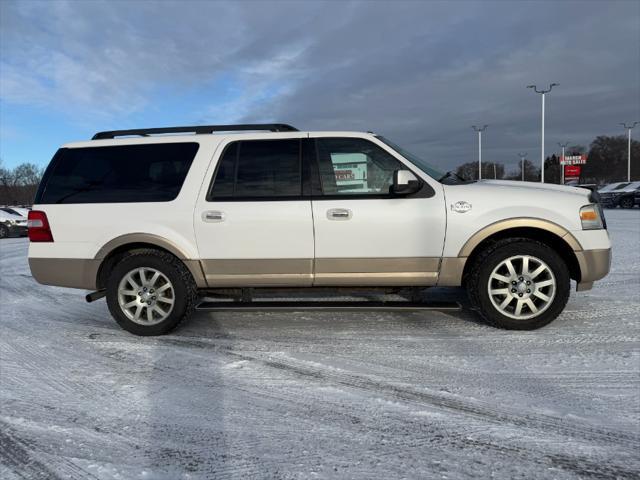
[574,248,611,291]
[29,258,100,290]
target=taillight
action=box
[28,210,54,242]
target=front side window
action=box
[316,138,406,196]
[36,143,199,204]
[208,139,301,200]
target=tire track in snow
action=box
[162,344,639,480]
[160,335,639,449]
[0,426,59,480]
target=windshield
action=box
[599,183,628,192]
[613,182,640,191]
[375,135,446,181]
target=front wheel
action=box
[106,249,198,336]
[467,239,570,330]
[619,197,634,209]
[0,224,8,239]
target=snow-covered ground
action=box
[1,209,639,479]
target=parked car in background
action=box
[599,181,640,209]
[0,210,28,238]
[1,206,30,217]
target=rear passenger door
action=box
[194,134,315,287]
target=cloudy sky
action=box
[1,0,638,172]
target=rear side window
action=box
[36,143,199,204]
[208,139,301,200]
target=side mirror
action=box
[391,169,421,196]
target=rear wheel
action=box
[467,239,570,330]
[619,196,634,209]
[106,249,197,336]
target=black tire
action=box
[466,238,570,330]
[619,196,634,209]
[0,224,8,239]
[106,249,198,336]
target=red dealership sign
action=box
[564,165,581,182]
[564,165,581,177]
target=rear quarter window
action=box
[36,143,199,204]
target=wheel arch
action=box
[94,234,206,289]
[460,220,583,285]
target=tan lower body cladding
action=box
[29,249,611,291]
[29,258,101,290]
[201,258,441,287]
[28,257,207,290]
[28,256,455,289]
[574,248,611,291]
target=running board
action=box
[196,300,461,312]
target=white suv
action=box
[28,124,611,335]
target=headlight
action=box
[580,204,604,230]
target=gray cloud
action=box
[1,0,638,171]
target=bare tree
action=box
[505,159,540,182]
[0,160,44,205]
[456,161,505,181]
[583,136,639,184]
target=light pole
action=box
[518,152,527,181]
[620,122,638,182]
[558,142,569,185]
[472,125,488,180]
[527,83,559,183]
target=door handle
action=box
[327,208,352,220]
[202,210,225,222]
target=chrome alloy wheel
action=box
[117,267,175,325]
[487,255,556,320]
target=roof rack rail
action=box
[92,123,299,140]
